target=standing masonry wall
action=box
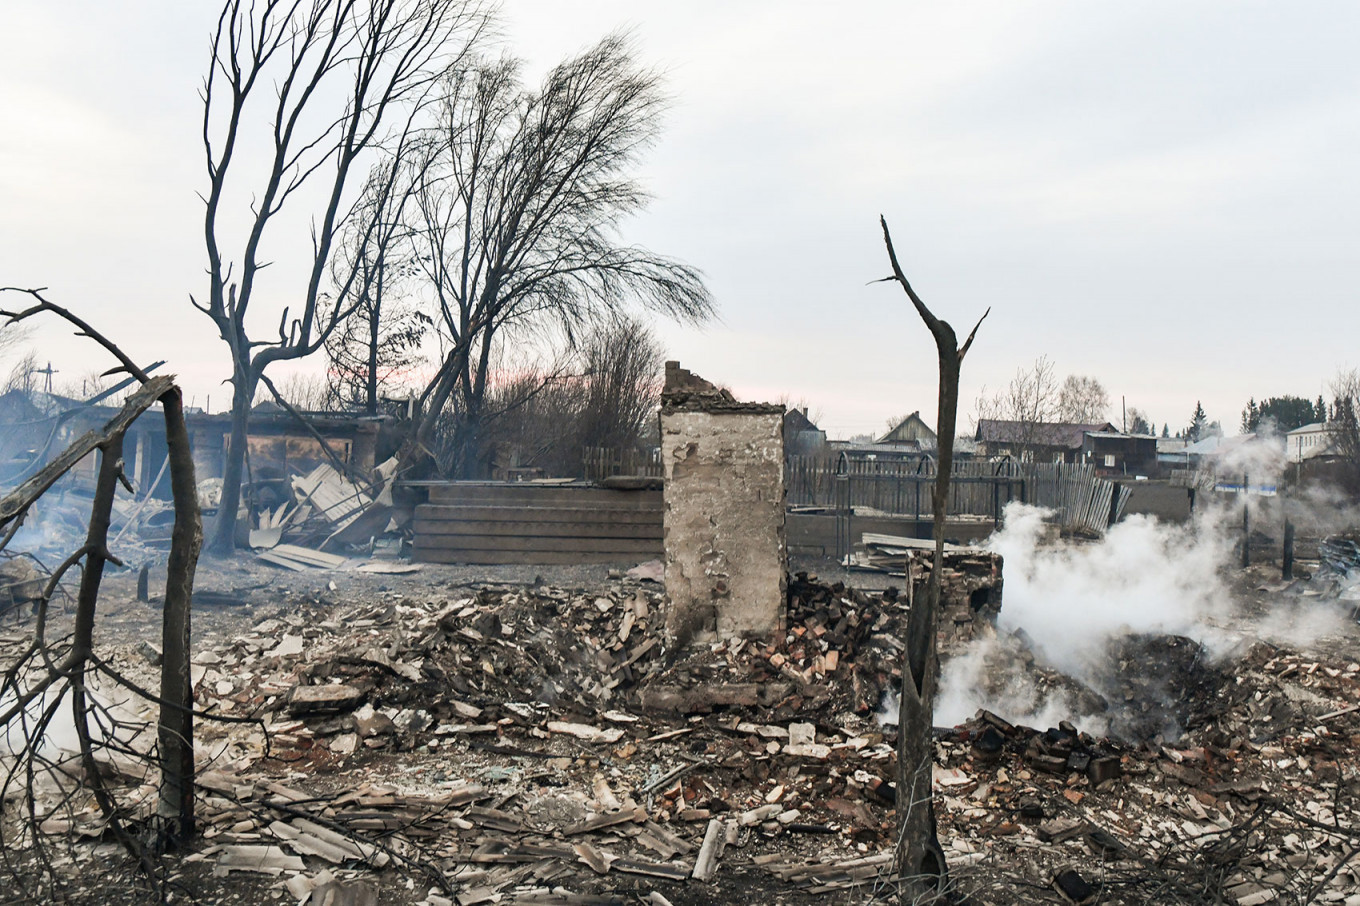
[660,362,786,644]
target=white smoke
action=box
[986,504,1236,672]
[935,490,1360,737]
[934,498,1285,735]
[934,635,1110,735]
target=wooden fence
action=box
[581,447,663,482]
[787,455,1129,535]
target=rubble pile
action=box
[932,642,1360,905]
[844,535,1005,650]
[5,568,1359,905]
[246,462,399,565]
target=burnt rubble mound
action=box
[1097,633,1230,745]
[951,628,1235,749]
[12,569,1360,905]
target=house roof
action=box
[783,408,820,434]
[1285,422,1329,436]
[877,411,936,445]
[1186,433,1282,457]
[1084,431,1155,440]
[975,419,1117,449]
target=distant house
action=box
[1156,437,1189,465]
[819,411,946,463]
[974,419,1118,464]
[1285,422,1336,463]
[1080,431,1159,476]
[783,407,827,456]
[877,412,937,448]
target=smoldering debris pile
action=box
[1315,534,1360,619]
[8,568,1360,905]
[934,643,1360,906]
[945,630,1232,746]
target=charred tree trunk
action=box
[879,216,988,900]
[158,387,199,845]
[69,432,159,874]
[366,287,381,416]
[207,369,255,555]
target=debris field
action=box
[8,557,1359,906]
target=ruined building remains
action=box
[660,362,786,644]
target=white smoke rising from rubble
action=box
[932,496,1314,740]
[987,504,1234,670]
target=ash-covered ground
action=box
[1,536,1358,906]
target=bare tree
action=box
[572,316,665,455]
[974,355,1060,455]
[878,217,988,899]
[401,36,713,478]
[2,350,41,395]
[0,322,32,371]
[325,159,432,413]
[461,316,664,478]
[274,372,335,411]
[1328,369,1360,495]
[1057,374,1110,424]
[975,359,1113,458]
[195,0,489,554]
[975,356,1058,426]
[1126,406,1153,435]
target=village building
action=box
[974,419,1116,464]
[876,411,937,448]
[1285,421,1336,463]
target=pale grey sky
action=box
[2,1,1357,437]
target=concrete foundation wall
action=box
[662,409,786,643]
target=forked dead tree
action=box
[196,0,489,555]
[0,289,202,898]
[877,218,988,899]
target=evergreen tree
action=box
[1317,395,1328,423]
[1161,423,1170,438]
[1239,396,1323,433]
[1187,402,1208,442]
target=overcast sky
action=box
[3,1,1358,438]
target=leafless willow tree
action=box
[400,35,712,478]
[324,159,432,414]
[878,218,988,900]
[195,0,490,554]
